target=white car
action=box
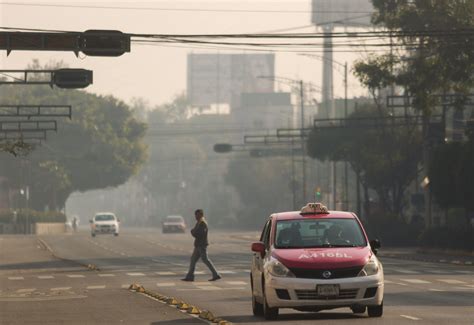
[162,215,186,233]
[90,212,120,237]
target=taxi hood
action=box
[272,246,371,269]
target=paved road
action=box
[1,229,473,324]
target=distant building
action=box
[233,92,293,130]
[187,53,275,109]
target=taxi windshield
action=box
[275,218,367,249]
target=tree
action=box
[0,80,147,211]
[352,1,473,226]
[429,121,474,219]
[307,104,422,217]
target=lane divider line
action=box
[128,283,232,325]
[37,238,100,272]
[401,315,421,321]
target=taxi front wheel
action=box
[368,302,383,317]
[262,283,278,320]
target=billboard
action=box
[311,0,374,27]
[187,53,275,108]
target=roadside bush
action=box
[364,214,423,247]
[419,226,473,251]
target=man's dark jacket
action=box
[191,219,209,247]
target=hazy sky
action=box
[0,1,371,107]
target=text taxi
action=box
[250,203,383,320]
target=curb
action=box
[379,252,473,266]
[37,238,100,271]
[128,283,232,325]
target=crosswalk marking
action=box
[38,275,54,279]
[226,281,247,286]
[16,288,36,293]
[86,285,106,289]
[437,279,466,284]
[67,275,85,278]
[401,279,431,284]
[455,270,473,274]
[384,280,395,284]
[193,282,212,285]
[390,268,420,274]
[429,289,445,292]
[98,274,115,277]
[156,282,175,287]
[126,272,145,276]
[155,271,176,275]
[51,287,71,291]
[195,285,221,291]
[121,284,130,288]
[401,315,421,321]
[219,270,236,274]
[8,277,24,280]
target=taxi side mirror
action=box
[251,242,266,257]
[370,239,381,254]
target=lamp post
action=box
[258,75,321,205]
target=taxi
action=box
[250,203,383,320]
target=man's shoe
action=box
[181,278,194,282]
[208,275,221,281]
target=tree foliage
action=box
[307,104,422,215]
[429,122,474,213]
[0,78,147,211]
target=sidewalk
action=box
[379,247,474,266]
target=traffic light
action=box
[53,69,93,89]
[81,30,130,57]
[315,187,322,200]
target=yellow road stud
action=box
[166,297,179,305]
[187,306,201,314]
[177,302,190,310]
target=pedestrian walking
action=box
[182,209,221,282]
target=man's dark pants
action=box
[185,245,219,280]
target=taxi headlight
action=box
[266,258,295,278]
[358,256,379,276]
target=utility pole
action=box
[300,80,307,203]
[343,62,349,210]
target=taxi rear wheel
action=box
[368,302,383,317]
[262,281,278,320]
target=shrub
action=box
[419,226,473,251]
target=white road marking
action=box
[455,270,473,274]
[8,277,24,280]
[38,276,54,279]
[401,279,431,284]
[391,269,420,274]
[429,289,445,292]
[193,282,212,286]
[401,315,421,321]
[464,284,474,288]
[226,281,247,286]
[98,274,115,277]
[86,285,106,289]
[156,282,175,287]
[437,279,466,284]
[425,270,445,274]
[126,272,145,276]
[51,287,71,291]
[384,280,395,284]
[395,282,408,286]
[121,284,130,289]
[155,271,176,275]
[219,270,236,274]
[67,275,85,278]
[16,289,36,293]
[195,286,221,290]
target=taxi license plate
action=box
[317,284,339,297]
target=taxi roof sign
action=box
[300,202,329,215]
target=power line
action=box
[0,2,374,14]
